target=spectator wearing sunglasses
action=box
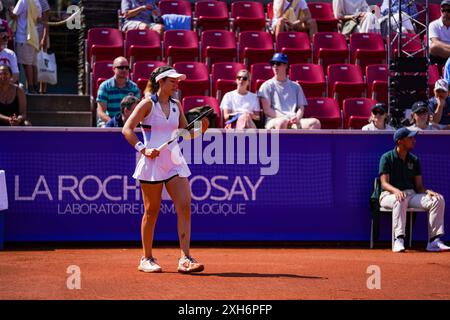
[429,78,450,130]
[0,24,18,83]
[96,56,140,127]
[407,101,437,131]
[258,53,320,130]
[220,70,261,129]
[429,0,450,65]
[362,103,395,131]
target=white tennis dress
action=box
[133,96,191,182]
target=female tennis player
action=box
[122,66,207,273]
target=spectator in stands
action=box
[0,65,28,126]
[37,0,50,94]
[271,0,318,39]
[362,103,395,131]
[332,0,379,37]
[220,69,260,129]
[121,0,164,35]
[429,78,450,130]
[96,56,141,127]
[11,0,42,93]
[0,24,18,82]
[380,0,417,34]
[407,101,437,131]
[429,0,450,65]
[105,95,139,127]
[379,127,449,252]
[258,53,320,130]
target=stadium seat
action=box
[267,2,274,22]
[250,63,273,92]
[132,61,167,94]
[238,31,274,68]
[182,95,221,127]
[201,30,237,68]
[211,62,246,102]
[350,33,386,71]
[304,97,341,129]
[343,98,377,129]
[308,2,339,32]
[86,28,123,65]
[164,30,199,65]
[276,32,312,64]
[125,29,162,65]
[428,64,440,96]
[327,64,365,107]
[366,64,388,105]
[173,62,210,99]
[159,0,192,16]
[429,3,442,22]
[289,63,326,98]
[231,1,266,32]
[313,32,349,71]
[194,1,229,32]
[389,33,425,57]
[91,61,114,99]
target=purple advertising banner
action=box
[0,128,449,243]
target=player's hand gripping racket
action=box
[156,106,213,152]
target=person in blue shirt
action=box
[121,0,164,35]
[429,78,450,130]
[105,95,139,127]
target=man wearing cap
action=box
[428,78,450,130]
[378,128,449,252]
[429,1,450,65]
[96,56,141,127]
[0,24,18,83]
[258,53,321,130]
[407,101,437,131]
[105,95,139,127]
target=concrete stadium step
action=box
[27,111,93,127]
[27,94,91,112]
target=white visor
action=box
[155,69,186,82]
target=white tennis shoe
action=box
[138,257,162,273]
[178,256,204,274]
[393,238,405,253]
[426,238,450,252]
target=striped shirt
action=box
[96,77,141,117]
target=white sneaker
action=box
[426,238,450,252]
[178,256,204,274]
[393,238,405,252]
[138,257,162,273]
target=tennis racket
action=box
[156,106,213,151]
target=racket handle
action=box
[156,141,170,152]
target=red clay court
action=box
[1,245,449,300]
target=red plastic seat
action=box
[125,29,162,65]
[201,30,237,67]
[91,61,114,99]
[429,4,442,22]
[343,98,377,129]
[308,2,339,32]
[231,1,266,32]
[250,63,273,92]
[238,31,274,67]
[267,2,274,21]
[87,28,123,64]
[366,64,388,105]
[164,30,199,65]
[132,61,167,94]
[159,0,192,16]
[327,64,365,107]
[211,62,246,101]
[276,32,312,64]
[173,62,210,99]
[289,63,325,98]
[428,64,440,96]
[195,1,229,31]
[313,32,348,71]
[389,33,425,57]
[182,95,221,127]
[350,33,386,71]
[304,97,341,129]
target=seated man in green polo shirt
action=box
[378,127,450,253]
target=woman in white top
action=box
[362,103,395,131]
[220,69,261,129]
[122,66,207,274]
[407,101,438,131]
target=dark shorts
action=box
[139,174,179,185]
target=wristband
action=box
[134,141,145,153]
